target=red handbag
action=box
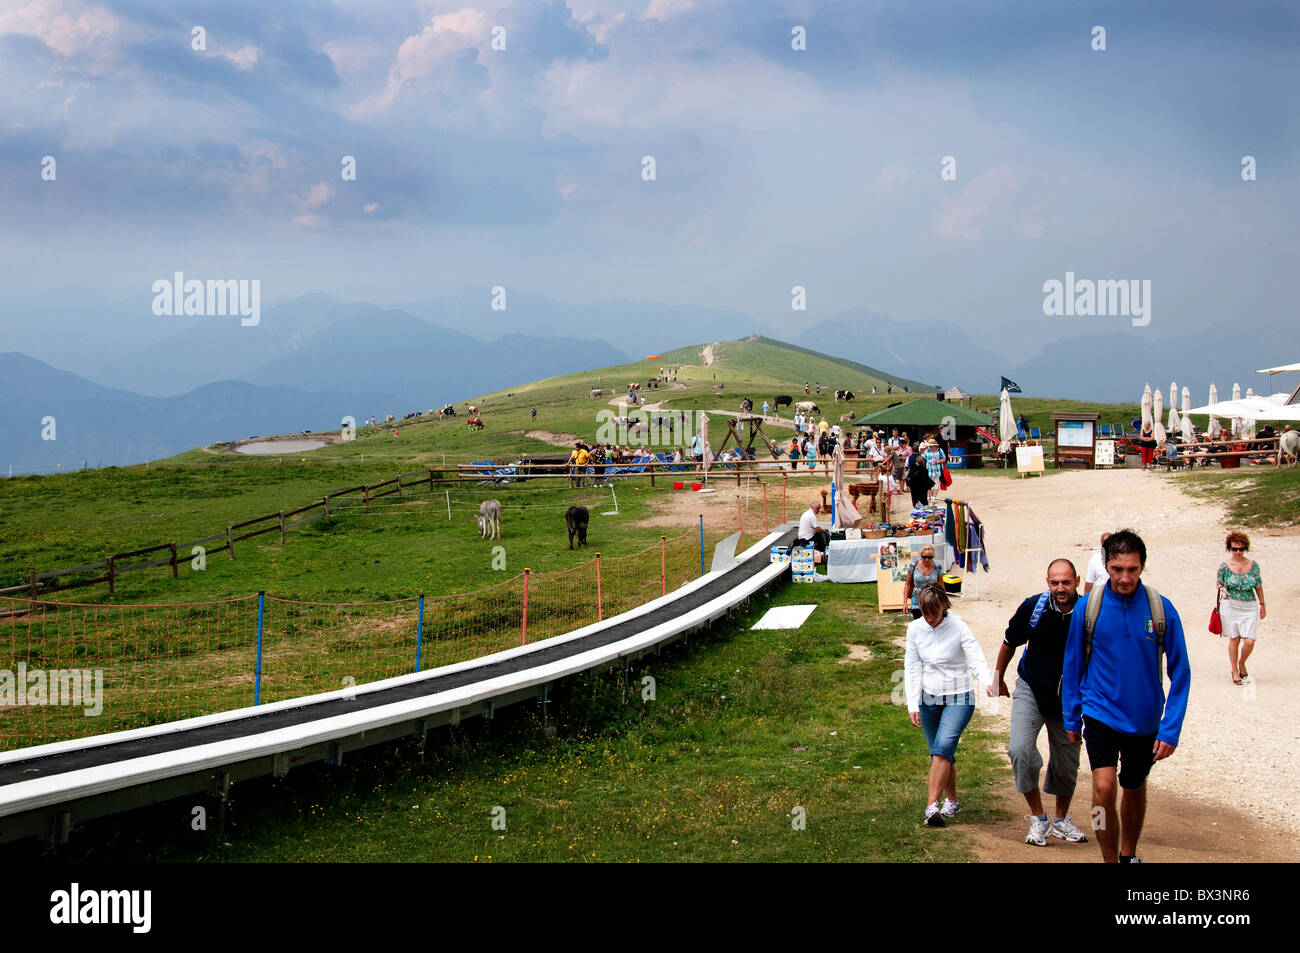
[1209,591,1222,635]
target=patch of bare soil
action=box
[839,644,874,664]
[507,429,583,447]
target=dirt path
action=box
[506,429,583,447]
[930,468,1297,862]
[700,343,717,366]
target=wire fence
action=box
[0,531,705,752]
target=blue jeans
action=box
[918,692,975,763]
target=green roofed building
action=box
[851,398,994,468]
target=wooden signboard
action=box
[877,565,909,613]
[1016,445,1045,476]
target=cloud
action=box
[293,182,334,224]
[0,0,127,69]
[932,163,1018,240]
[352,6,492,116]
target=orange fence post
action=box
[782,474,787,522]
[737,497,743,553]
[595,554,603,622]
[660,536,667,596]
[763,484,769,533]
[521,568,530,645]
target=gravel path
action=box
[934,468,1297,856]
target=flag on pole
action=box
[1000,376,1022,394]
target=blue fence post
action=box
[254,590,265,706]
[699,514,705,575]
[831,480,836,526]
[415,594,425,673]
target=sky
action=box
[1,0,1297,362]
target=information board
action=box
[1057,419,1094,448]
[1094,440,1115,467]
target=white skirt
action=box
[1220,598,1260,640]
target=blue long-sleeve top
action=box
[1061,581,1190,746]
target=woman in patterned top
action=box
[1217,530,1266,684]
[922,438,947,503]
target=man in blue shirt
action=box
[1062,529,1191,863]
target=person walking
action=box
[1217,531,1265,684]
[1083,533,1112,594]
[531,406,537,421]
[994,559,1090,847]
[923,438,947,503]
[905,584,995,826]
[902,544,943,620]
[1062,530,1191,863]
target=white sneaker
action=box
[941,797,960,817]
[1025,814,1050,846]
[1052,815,1089,842]
[924,801,946,827]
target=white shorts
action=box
[1220,598,1260,640]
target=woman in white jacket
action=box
[904,584,994,827]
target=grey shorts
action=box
[1007,678,1081,797]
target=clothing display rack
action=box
[940,497,989,600]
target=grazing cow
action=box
[841,413,854,422]
[834,390,855,404]
[795,400,819,415]
[467,416,484,431]
[477,499,501,540]
[590,387,603,398]
[774,395,793,409]
[1280,429,1300,467]
[566,506,590,550]
[384,414,395,423]
[467,405,479,416]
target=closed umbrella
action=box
[699,412,711,480]
[1153,389,1166,445]
[1141,384,1153,430]
[831,442,862,529]
[1169,382,1178,417]
[1168,400,1181,436]
[1180,386,1194,443]
[1207,383,1221,438]
[1232,383,1242,437]
[1244,389,1256,439]
[998,388,1016,453]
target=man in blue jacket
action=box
[1062,529,1190,863]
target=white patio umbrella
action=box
[1232,383,1242,437]
[1167,400,1181,437]
[1153,389,1166,444]
[831,442,862,529]
[998,387,1016,452]
[1244,389,1257,438]
[1169,382,1178,416]
[1141,384,1153,430]
[1207,383,1221,438]
[1180,386,1194,443]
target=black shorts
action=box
[1083,716,1156,789]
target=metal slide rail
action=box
[0,526,798,844]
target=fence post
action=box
[227,525,235,560]
[595,554,603,622]
[169,542,179,579]
[415,594,425,672]
[782,474,788,522]
[661,536,667,596]
[763,483,769,533]
[106,555,115,596]
[28,569,37,600]
[521,569,530,646]
[323,496,330,518]
[737,497,743,553]
[699,515,705,575]
[279,510,286,544]
[831,480,836,527]
[254,590,265,706]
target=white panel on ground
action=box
[750,604,817,630]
